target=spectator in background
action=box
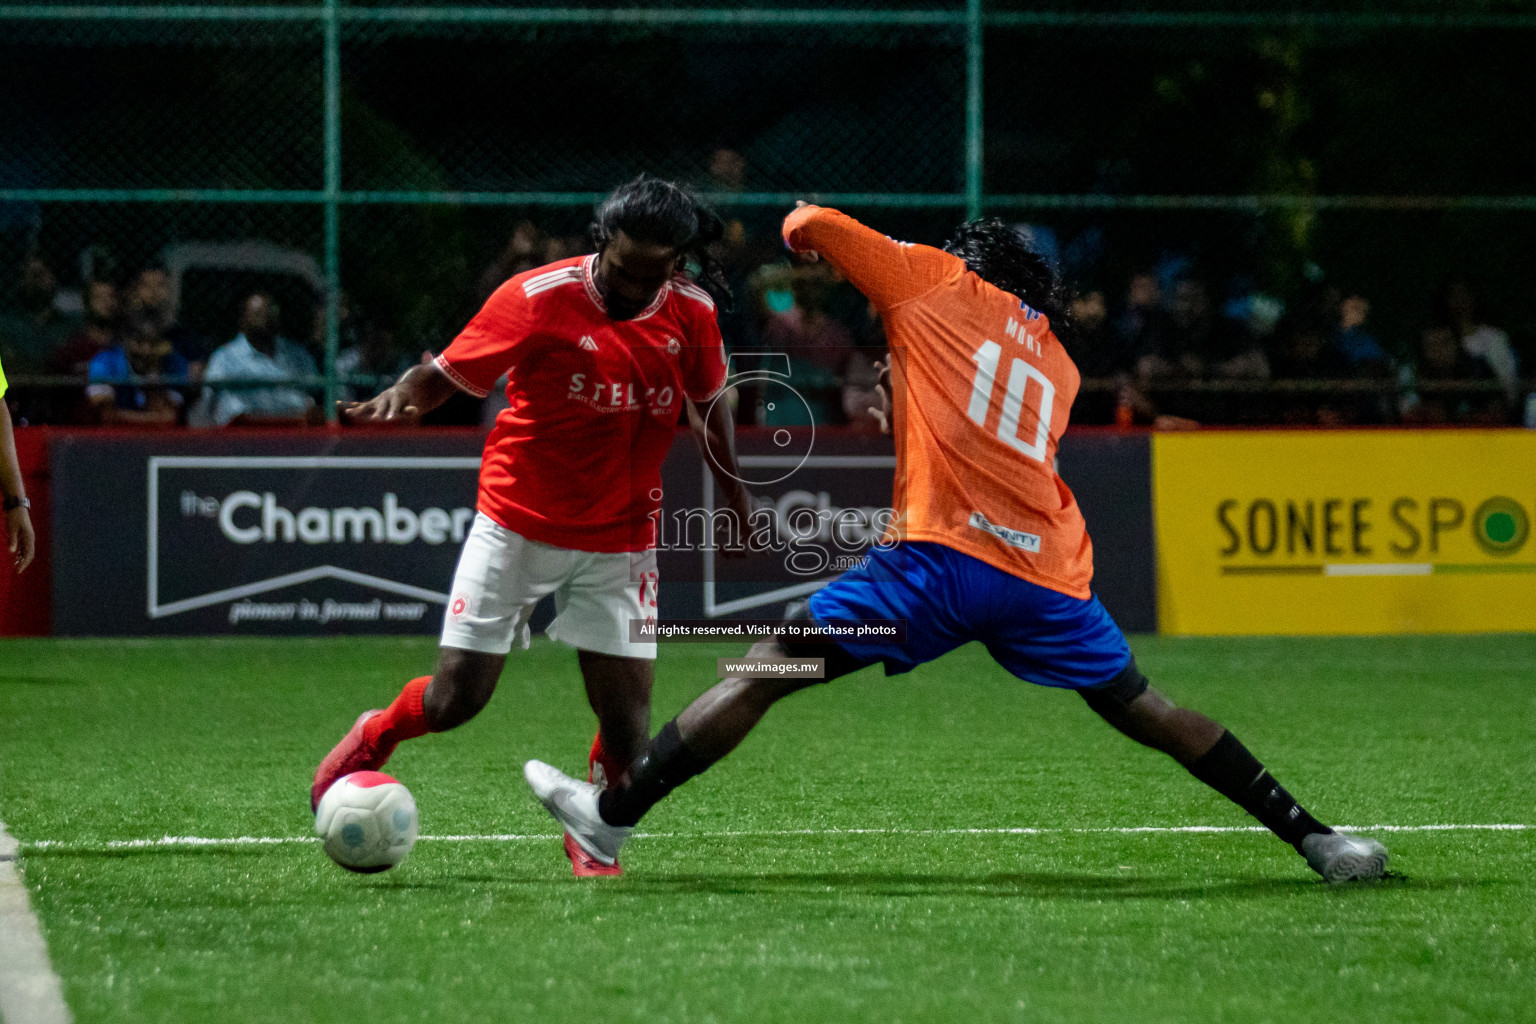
[477,221,544,303]
[761,260,853,425]
[1064,287,1140,424]
[704,147,764,244]
[1153,277,1268,380]
[1441,281,1519,404]
[1334,290,1394,375]
[1136,277,1265,425]
[708,146,747,194]
[1268,313,1355,425]
[1113,271,1166,368]
[1135,281,1205,376]
[740,258,796,368]
[312,290,358,366]
[196,292,319,427]
[126,264,209,374]
[703,147,781,357]
[1329,290,1396,423]
[321,293,408,401]
[0,257,77,373]
[540,234,576,265]
[48,278,122,375]
[86,313,190,426]
[1401,320,1509,425]
[1270,314,1345,379]
[768,264,853,355]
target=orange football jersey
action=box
[782,205,1094,598]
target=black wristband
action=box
[2,496,29,512]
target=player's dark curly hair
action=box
[591,175,733,311]
[943,218,1070,331]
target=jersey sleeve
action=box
[781,205,959,312]
[678,296,728,402]
[434,278,535,398]
[0,356,7,401]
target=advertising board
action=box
[1153,430,1536,635]
[51,433,482,636]
[48,427,1155,636]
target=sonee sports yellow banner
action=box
[1153,431,1536,635]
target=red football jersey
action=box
[435,255,727,552]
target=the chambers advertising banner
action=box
[1153,430,1536,635]
[51,433,485,636]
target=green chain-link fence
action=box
[2,2,1534,424]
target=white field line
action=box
[0,821,72,1024]
[19,822,1531,852]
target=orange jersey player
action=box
[526,206,1389,886]
[780,202,1094,597]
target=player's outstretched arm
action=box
[338,359,461,426]
[782,202,953,312]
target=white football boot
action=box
[524,760,632,867]
[1301,831,1389,883]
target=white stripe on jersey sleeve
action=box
[522,268,583,297]
[524,264,581,287]
[671,279,716,310]
[523,277,582,298]
[525,268,577,291]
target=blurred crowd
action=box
[0,257,408,428]
[1,150,1528,430]
[1063,273,1523,428]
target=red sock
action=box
[363,676,434,747]
[590,731,628,788]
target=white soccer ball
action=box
[314,771,418,873]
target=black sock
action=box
[597,719,713,828]
[1186,731,1332,851]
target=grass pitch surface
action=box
[0,634,1533,1023]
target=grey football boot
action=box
[1301,831,1389,883]
[524,759,631,866]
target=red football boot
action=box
[311,710,393,811]
[564,731,624,877]
[563,832,624,877]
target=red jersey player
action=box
[527,204,1388,884]
[311,178,753,877]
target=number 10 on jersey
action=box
[966,340,1055,462]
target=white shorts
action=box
[440,513,659,660]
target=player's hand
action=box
[788,201,820,263]
[337,387,421,426]
[866,358,892,435]
[6,506,35,575]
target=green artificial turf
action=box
[1,635,1533,1023]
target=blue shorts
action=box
[806,541,1132,690]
